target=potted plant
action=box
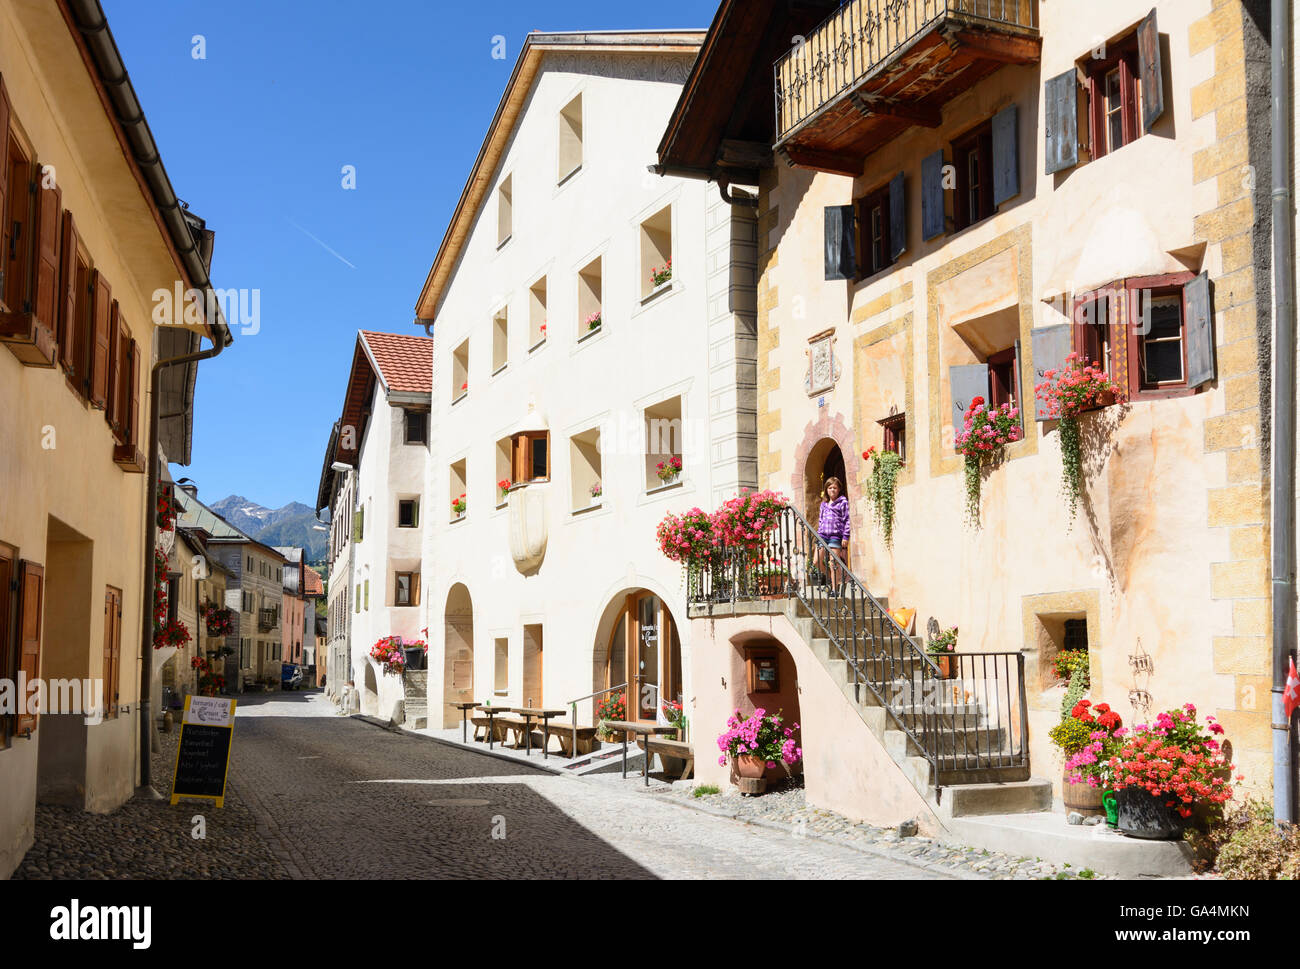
[655,456,682,484]
[862,446,902,549]
[752,559,791,599]
[954,396,1022,527]
[661,699,687,741]
[156,488,178,531]
[595,692,626,743]
[927,626,958,679]
[1106,704,1237,840]
[402,639,428,672]
[585,310,602,332]
[650,260,672,289]
[452,494,466,518]
[370,635,407,676]
[1034,352,1122,528]
[589,481,602,505]
[716,708,802,794]
[497,479,511,504]
[1057,699,1125,819]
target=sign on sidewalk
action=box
[169,696,237,808]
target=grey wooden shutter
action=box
[1030,324,1072,421]
[888,171,906,261]
[992,103,1019,206]
[950,364,990,444]
[922,150,945,241]
[1138,8,1165,133]
[823,205,855,280]
[1044,70,1078,175]
[1184,271,1214,388]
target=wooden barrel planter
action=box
[1062,774,1105,816]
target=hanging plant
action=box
[862,446,901,549]
[156,488,177,531]
[953,396,1022,526]
[1034,353,1122,528]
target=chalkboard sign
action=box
[170,696,236,808]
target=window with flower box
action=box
[578,256,602,338]
[644,395,684,491]
[452,339,469,403]
[529,277,547,349]
[877,411,906,464]
[639,205,672,301]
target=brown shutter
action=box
[114,325,130,440]
[126,337,141,448]
[107,302,123,438]
[412,572,421,608]
[15,560,43,736]
[1137,8,1165,133]
[0,75,9,307]
[90,270,112,407]
[103,588,121,720]
[32,170,61,332]
[58,211,78,371]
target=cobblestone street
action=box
[17,692,949,880]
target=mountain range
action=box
[210,495,330,564]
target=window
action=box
[404,409,428,445]
[639,205,673,300]
[1125,273,1207,399]
[1086,40,1141,159]
[1073,291,1114,375]
[494,637,509,695]
[644,395,684,490]
[578,256,602,337]
[558,93,583,182]
[952,122,994,231]
[569,426,602,510]
[398,498,419,528]
[877,412,906,464]
[1063,618,1089,653]
[394,571,420,607]
[511,432,549,484]
[496,436,513,505]
[855,184,894,278]
[529,277,547,348]
[450,459,467,519]
[497,174,512,247]
[492,307,508,373]
[987,347,1020,411]
[452,339,469,402]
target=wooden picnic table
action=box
[474,704,516,750]
[601,720,676,786]
[512,708,567,758]
[448,701,480,744]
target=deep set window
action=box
[952,122,994,232]
[398,498,419,528]
[512,432,550,484]
[394,571,420,607]
[404,409,428,445]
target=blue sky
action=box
[101,0,718,510]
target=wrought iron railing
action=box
[774,0,1039,142]
[688,505,1028,788]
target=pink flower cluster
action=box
[954,396,1022,457]
[716,708,803,768]
[1034,351,1122,420]
[655,488,790,565]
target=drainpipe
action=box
[1271,0,1298,825]
[139,335,227,795]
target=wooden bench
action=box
[638,736,695,780]
[470,715,506,743]
[542,723,601,758]
[497,717,536,749]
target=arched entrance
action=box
[803,437,847,523]
[593,590,682,723]
[728,634,803,781]
[443,583,474,726]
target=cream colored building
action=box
[0,0,230,878]
[414,31,761,730]
[657,0,1277,833]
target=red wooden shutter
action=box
[0,75,10,309]
[90,270,112,408]
[106,301,121,436]
[15,560,44,735]
[58,211,78,371]
[114,326,130,440]
[126,337,141,448]
[32,171,61,332]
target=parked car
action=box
[281,663,303,691]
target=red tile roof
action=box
[303,564,324,597]
[360,330,433,394]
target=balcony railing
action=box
[774,0,1038,143]
[258,608,279,632]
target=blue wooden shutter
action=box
[949,364,989,446]
[1184,272,1214,389]
[1044,70,1078,175]
[922,150,945,241]
[823,205,855,280]
[992,104,1019,207]
[888,171,906,261]
[1030,324,1072,421]
[1138,8,1165,133]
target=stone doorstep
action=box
[941,812,1196,878]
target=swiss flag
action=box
[1286,658,1300,721]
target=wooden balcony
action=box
[774,0,1040,175]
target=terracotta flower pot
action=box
[930,653,958,679]
[735,754,767,779]
[1062,772,1105,817]
[756,574,789,599]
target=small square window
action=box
[953,123,994,231]
[877,412,906,464]
[398,499,419,528]
[404,410,428,445]
[395,572,419,607]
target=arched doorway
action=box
[443,583,474,726]
[803,437,847,523]
[594,591,682,723]
[728,635,803,782]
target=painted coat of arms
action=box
[805,328,840,396]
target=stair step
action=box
[941,778,1052,818]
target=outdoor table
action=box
[448,701,479,744]
[601,721,676,786]
[474,704,515,750]
[513,708,568,758]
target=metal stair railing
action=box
[689,505,1029,791]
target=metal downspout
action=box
[1271,0,1298,824]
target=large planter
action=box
[1116,787,1188,840]
[755,574,790,599]
[735,754,766,779]
[1062,773,1105,817]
